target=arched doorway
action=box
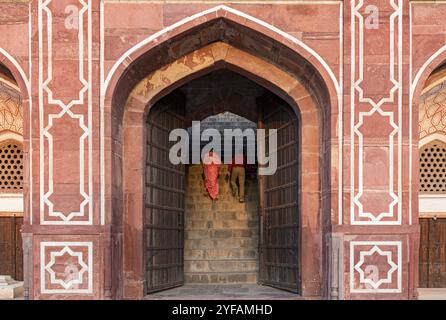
[106,16,334,299]
[143,70,300,296]
[0,62,25,298]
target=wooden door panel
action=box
[419,218,446,288]
[258,94,300,293]
[429,219,446,288]
[145,94,186,294]
[0,217,14,277]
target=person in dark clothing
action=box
[228,153,246,203]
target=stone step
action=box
[184,163,259,285]
[185,219,258,229]
[184,272,258,284]
[186,199,259,207]
[187,164,239,173]
[185,237,258,249]
[186,179,259,187]
[185,228,257,240]
[184,260,258,273]
[184,248,258,260]
[185,209,259,220]
[185,193,258,202]
[185,210,259,221]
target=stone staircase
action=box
[184,164,259,284]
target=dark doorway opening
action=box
[144,70,300,296]
[0,70,25,285]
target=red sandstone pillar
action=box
[25,0,103,299]
[337,0,418,299]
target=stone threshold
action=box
[145,284,304,300]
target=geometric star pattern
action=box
[350,241,402,294]
[45,246,89,289]
[354,246,398,289]
[40,242,93,294]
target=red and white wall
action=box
[0,0,445,299]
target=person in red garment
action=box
[202,148,221,200]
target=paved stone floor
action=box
[146,284,303,300]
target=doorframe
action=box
[114,42,332,299]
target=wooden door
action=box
[258,94,300,293]
[419,218,446,288]
[0,216,23,280]
[145,94,186,293]
[0,217,14,277]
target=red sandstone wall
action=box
[0,0,444,300]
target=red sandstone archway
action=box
[0,53,31,222]
[106,17,335,299]
[0,51,31,299]
[409,42,446,297]
[412,55,446,294]
[412,47,446,108]
[103,6,340,108]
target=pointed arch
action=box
[103,5,340,104]
[0,48,31,224]
[0,48,30,97]
[108,39,332,299]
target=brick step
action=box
[184,272,258,284]
[184,260,258,273]
[184,248,258,260]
